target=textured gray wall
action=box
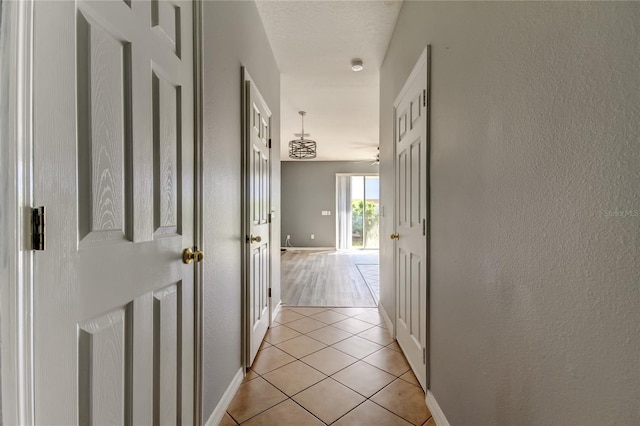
[201,1,280,421]
[0,0,5,421]
[380,2,640,424]
[0,0,4,425]
[281,161,378,248]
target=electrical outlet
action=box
[286,235,291,240]
[310,234,315,240]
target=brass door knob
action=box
[390,233,400,240]
[249,235,262,243]
[183,247,204,264]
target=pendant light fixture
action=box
[288,111,317,159]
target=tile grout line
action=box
[288,396,331,425]
[329,398,370,425]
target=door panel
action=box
[394,48,429,391]
[152,69,182,236]
[76,8,132,245]
[153,283,181,425]
[32,1,195,423]
[78,308,128,425]
[245,78,272,366]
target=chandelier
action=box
[288,111,317,159]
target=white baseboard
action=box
[378,303,394,337]
[426,390,450,426]
[204,367,244,426]
[281,247,336,251]
[271,300,282,325]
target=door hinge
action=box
[423,347,426,364]
[32,206,46,251]
[268,138,272,149]
[268,288,272,298]
[423,89,426,107]
[422,218,426,236]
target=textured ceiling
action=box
[255,0,403,161]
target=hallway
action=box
[2,1,638,424]
[221,306,433,425]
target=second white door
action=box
[393,47,430,391]
[244,74,272,366]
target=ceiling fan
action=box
[354,146,379,165]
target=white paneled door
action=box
[32,1,195,424]
[244,75,272,366]
[393,47,430,391]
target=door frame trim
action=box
[0,0,35,424]
[240,67,249,370]
[392,45,431,389]
[192,0,204,424]
[425,45,432,389]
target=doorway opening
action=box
[280,170,380,307]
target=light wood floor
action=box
[281,250,379,307]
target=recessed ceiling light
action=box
[351,59,364,72]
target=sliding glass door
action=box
[350,175,380,249]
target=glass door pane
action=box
[350,176,364,248]
[349,175,379,249]
[364,176,380,249]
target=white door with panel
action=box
[393,47,430,391]
[245,77,272,366]
[32,0,195,424]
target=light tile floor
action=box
[223,306,434,425]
